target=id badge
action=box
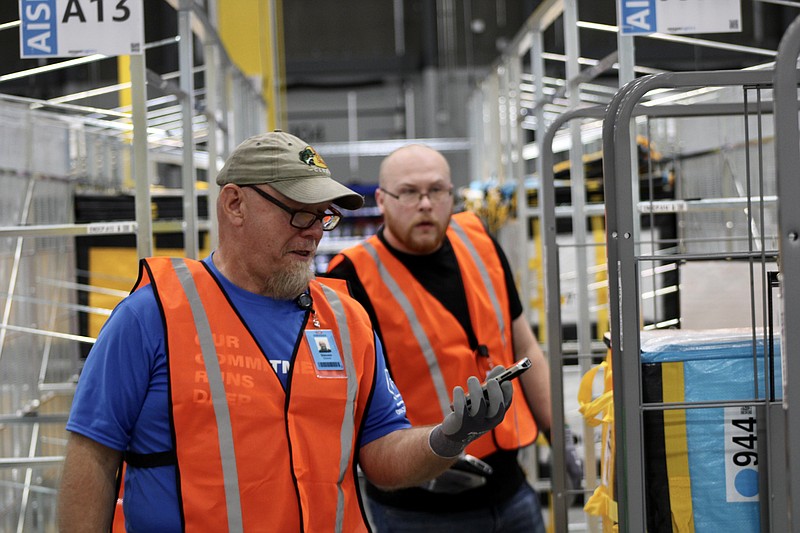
[305,330,347,378]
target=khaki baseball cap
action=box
[216,130,364,210]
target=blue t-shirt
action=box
[66,255,410,532]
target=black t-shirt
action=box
[327,227,523,355]
[325,225,528,512]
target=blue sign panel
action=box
[20,0,58,57]
[618,0,656,35]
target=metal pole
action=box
[552,3,589,529]
[179,0,198,259]
[603,75,648,533]
[773,13,800,532]
[205,41,220,251]
[130,53,152,258]
[530,29,545,332]
[347,91,359,176]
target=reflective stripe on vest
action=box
[171,258,243,532]
[319,283,356,533]
[449,218,507,352]
[362,241,452,418]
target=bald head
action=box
[379,144,451,190]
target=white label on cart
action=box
[724,405,759,502]
[20,0,144,58]
[618,0,742,35]
[639,200,688,214]
[87,221,137,235]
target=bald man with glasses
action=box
[327,144,571,533]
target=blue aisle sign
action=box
[619,0,655,34]
[19,0,144,58]
[618,0,742,35]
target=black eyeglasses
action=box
[245,185,342,231]
[381,186,453,206]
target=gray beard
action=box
[264,261,314,300]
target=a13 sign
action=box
[19,0,144,58]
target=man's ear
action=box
[219,184,245,226]
[375,188,387,215]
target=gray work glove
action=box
[564,426,584,492]
[419,468,488,494]
[428,365,514,458]
[544,426,584,506]
[419,454,494,494]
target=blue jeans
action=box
[366,482,546,533]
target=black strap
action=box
[124,450,177,468]
[110,458,124,533]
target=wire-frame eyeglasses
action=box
[245,185,342,231]
[380,186,453,206]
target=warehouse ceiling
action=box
[2,1,797,101]
[282,0,541,87]
[281,0,798,87]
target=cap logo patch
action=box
[298,147,329,170]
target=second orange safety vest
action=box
[130,257,375,532]
[329,211,537,458]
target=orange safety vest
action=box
[119,257,374,533]
[329,211,537,458]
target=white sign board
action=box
[19,0,144,58]
[619,0,742,35]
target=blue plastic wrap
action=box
[640,329,781,533]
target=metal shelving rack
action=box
[0,2,265,530]
[470,2,799,531]
[602,67,790,532]
[539,95,781,531]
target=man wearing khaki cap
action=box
[58,131,517,532]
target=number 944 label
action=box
[724,406,759,502]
